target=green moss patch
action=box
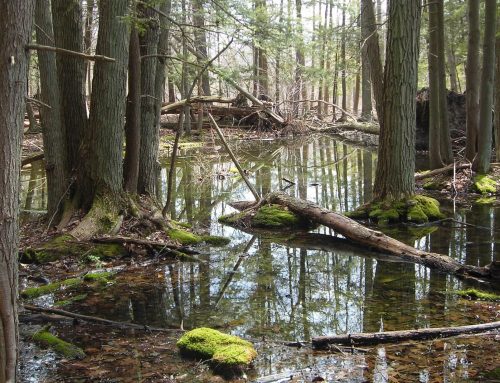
[21,277,82,299]
[455,289,500,301]
[201,235,231,247]
[473,174,497,194]
[32,329,85,359]
[422,178,446,191]
[177,327,256,369]
[54,293,88,307]
[252,204,303,228]
[167,228,202,245]
[83,271,115,284]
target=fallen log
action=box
[415,163,470,181]
[22,151,44,167]
[161,95,236,113]
[309,122,380,135]
[92,235,200,256]
[312,321,500,348]
[266,192,495,281]
[23,304,183,333]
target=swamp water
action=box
[20,135,500,382]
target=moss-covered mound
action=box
[473,174,497,194]
[219,204,312,230]
[346,195,445,225]
[167,226,229,247]
[32,329,86,359]
[455,289,500,301]
[177,327,257,369]
[21,277,82,299]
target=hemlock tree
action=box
[0,1,34,381]
[473,0,497,174]
[373,0,421,200]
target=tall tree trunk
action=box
[465,0,480,162]
[84,0,95,97]
[123,26,141,193]
[88,0,129,197]
[373,0,421,201]
[294,0,306,116]
[340,4,347,120]
[446,40,458,92]
[193,0,211,96]
[52,0,88,183]
[360,0,372,121]
[495,35,500,162]
[473,0,497,174]
[0,1,33,381]
[35,0,68,221]
[138,4,160,195]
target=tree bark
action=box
[495,35,500,162]
[294,0,306,116]
[473,0,497,174]
[0,1,34,381]
[193,0,211,96]
[373,0,420,200]
[360,0,372,121]
[138,4,160,195]
[465,0,480,162]
[313,321,500,348]
[267,192,494,280]
[35,0,68,221]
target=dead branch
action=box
[309,121,380,135]
[312,320,500,348]
[26,43,115,62]
[22,304,183,333]
[22,152,44,167]
[92,235,200,255]
[161,96,237,113]
[415,163,471,181]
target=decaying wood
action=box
[312,320,500,348]
[92,235,199,254]
[22,304,183,332]
[415,163,470,181]
[309,121,380,135]
[161,95,236,113]
[26,43,115,62]
[22,151,44,167]
[266,192,495,280]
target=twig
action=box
[26,43,115,62]
[26,97,52,109]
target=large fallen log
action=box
[161,95,236,113]
[266,192,496,281]
[312,321,500,348]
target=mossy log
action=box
[32,328,86,359]
[265,192,496,281]
[312,321,500,348]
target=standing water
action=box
[20,134,500,382]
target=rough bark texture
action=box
[496,36,500,161]
[267,192,492,280]
[88,0,129,196]
[193,0,211,96]
[138,5,160,195]
[465,0,480,161]
[0,2,33,381]
[313,321,500,348]
[360,0,372,121]
[373,0,420,200]
[294,0,306,116]
[51,0,88,177]
[124,26,141,193]
[35,0,68,221]
[473,0,497,174]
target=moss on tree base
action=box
[346,195,445,224]
[219,204,313,230]
[32,328,86,359]
[177,327,256,370]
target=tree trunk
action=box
[83,0,95,97]
[340,5,347,120]
[193,0,211,96]
[51,0,88,183]
[35,0,68,221]
[360,0,372,121]
[446,39,458,92]
[123,25,141,193]
[362,0,383,122]
[465,0,480,162]
[495,35,500,162]
[88,0,129,197]
[138,5,160,195]
[473,0,497,174]
[294,0,306,116]
[0,1,33,381]
[373,0,420,200]
[267,192,493,281]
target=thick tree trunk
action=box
[51,0,88,182]
[35,0,68,221]
[267,192,494,280]
[294,0,306,116]
[465,0,480,161]
[360,0,372,121]
[313,321,500,348]
[495,36,500,161]
[193,0,211,96]
[123,26,141,193]
[138,5,160,195]
[473,0,497,174]
[88,0,129,196]
[0,1,33,381]
[373,0,420,200]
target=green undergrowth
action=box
[20,235,127,264]
[219,204,312,230]
[21,271,116,299]
[167,227,230,247]
[455,289,500,301]
[346,195,445,225]
[177,327,257,370]
[473,174,497,194]
[32,328,85,359]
